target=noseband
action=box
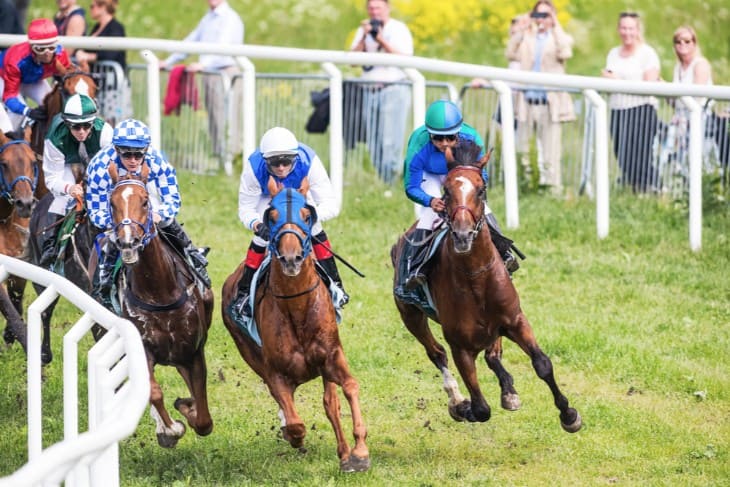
[111,179,156,248]
[444,165,486,235]
[0,140,38,203]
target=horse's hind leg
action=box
[485,338,521,411]
[505,314,582,433]
[174,351,213,437]
[148,365,186,448]
[1,284,27,353]
[396,302,469,422]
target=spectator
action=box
[0,0,24,37]
[506,0,575,195]
[0,18,73,134]
[15,0,30,29]
[227,127,348,324]
[75,0,126,70]
[349,0,413,184]
[160,0,244,159]
[602,12,660,193]
[39,93,113,267]
[395,100,520,299]
[670,25,729,177]
[54,0,86,59]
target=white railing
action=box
[0,256,149,487]
[2,34,728,250]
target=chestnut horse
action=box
[0,128,38,355]
[108,163,214,447]
[391,139,582,433]
[221,187,370,473]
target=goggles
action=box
[430,134,458,142]
[116,147,147,160]
[266,155,296,168]
[31,44,57,54]
[66,121,92,131]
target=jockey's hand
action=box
[254,222,270,241]
[27,107,48,121]
[67,184,83,199]
[152,213,162,224]
[430,197,445,213]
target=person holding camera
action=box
[506,0,575,196]
[349,0,413,184]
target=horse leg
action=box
[29,283,55,365]
[451,346,491,422]
[1,284,27,353]
[268,377,306,449]
[322,351,370,473]
[174,351,213,437]
[397,302,469,421]
[485,337,521,411]
[505,314,582,433]
[148,364,186,448]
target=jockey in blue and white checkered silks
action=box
[85,118,211,310]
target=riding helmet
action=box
[62,94,98,124]
[425,100,463,135]
[27,18,58,45]
[112,119,151,148]
[259,127,299,158]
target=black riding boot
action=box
[485,213,520,274]
[231,265,257,320]
[38,213,63,268]
[160,220,211,287]
[318,255,350,306]
[399,228,432,290]
[91,244,118,311]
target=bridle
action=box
[443,165,486,237]
[110,179,157,250]
[0,140,38,204]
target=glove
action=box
[26,107,48,121]
[254,223,270,241]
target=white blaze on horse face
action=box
[454,175,476,202]
[119,185,138,241]
[72,78,90,96]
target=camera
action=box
[369,19,383,38]
[530,11,549,19]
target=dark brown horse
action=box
[0,128,38,354]
[221,186,370,473]
[108,162,214,447]
[391,139,582,433]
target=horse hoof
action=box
[340,454,371,473]
[156,421,186,448]
[448,399,472,422]
[281,424,306,448]
[501,393,521,411]
[560,409,582,433]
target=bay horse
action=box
[108,162,214,447]
[221,186,370,473]
[391,139,582,433]
[0,127,38,355]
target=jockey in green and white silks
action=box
[38,93,112,267]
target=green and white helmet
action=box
[62,94,98,124]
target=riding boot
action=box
[231,265,257,320]
[160,220,211,287]
[318,255,349,306]
[402,228,432,290]
[485,213,520,275]
[38,213,63,268]
[91,244,118,311]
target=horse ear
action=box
[444,146,457,170]
[76,60,90,73]
[298,176,310,196]
[305,204,318,226]
[140,162,150,182]
[0,131,8,145]
[108,161,119,184]
[478,148,493,170]
[267,176,281,196]
[23,125,32,143]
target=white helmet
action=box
[259,127,298,158]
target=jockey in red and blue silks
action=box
[0,18,72,133]
[229,126,346,323]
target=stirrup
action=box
[405,272,427,290]
[503,253,520,274]
[232,292,252,319]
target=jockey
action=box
[0,18,74,134]
[85,119,211,309]
[229,126,347,321]
[398,99,519,290]
[39,93,112,268]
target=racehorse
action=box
[391,139,582,433]
[221,186,370,473]
[0,128,38,355]
[27,163,99,364]
[108,162,214,447]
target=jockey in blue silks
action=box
[397,100,520,293]
[229,126,346,322]
[85,118,211,310]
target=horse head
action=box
[264,187,317,277]
[108,162,154,264]
[442,139,491,253]
[0,127,38,218]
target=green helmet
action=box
[425,100,463,135]
[62,94,98,124]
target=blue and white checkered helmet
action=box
[112,119,151,149]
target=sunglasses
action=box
[619,12,639,18]
[118,150,146,160]
[67,122,92,131]
[32,45,57,54]
[674,38,694,45]
[430,134,458,142]
[266,156,295,168]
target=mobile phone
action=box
[530,11,549,19]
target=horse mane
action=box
[445,138,491,172]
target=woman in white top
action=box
[671,25,729,175]
[602,12,660,193]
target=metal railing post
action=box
[492,80,519,229]
[681,95,703,251]
[141,50,161,148]
[236,56,257,176]
[583,90,609,239]
[322,63,344,208]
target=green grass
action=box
[1,164,729,485]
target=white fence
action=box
[0,255,148,487]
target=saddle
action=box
[48,206,87,274]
